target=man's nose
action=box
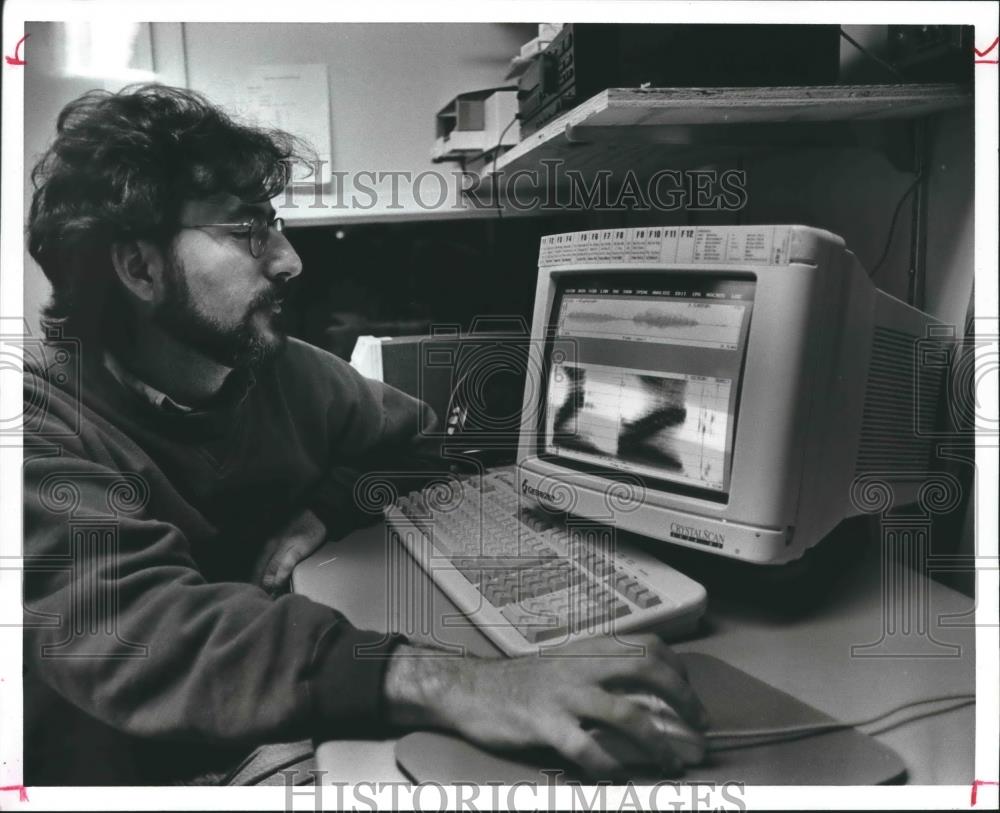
[264,231,302,281]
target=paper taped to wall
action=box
[232,63,332,185]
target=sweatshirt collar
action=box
[102,351,195,414]
[101,350,256,419]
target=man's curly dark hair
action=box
[27,83,307,340]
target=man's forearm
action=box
[382,643,467,730]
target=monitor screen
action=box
[539,273,756,499]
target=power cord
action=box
[443,367,475,439]
[490,115,520,219]
[870,169,925,280]
[707,692,975,752]
[839,28,906,81]
[462,115,520,219]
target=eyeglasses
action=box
[183,214,286,259]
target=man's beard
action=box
[152,259,288,369]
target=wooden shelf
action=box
[480,84,972,181]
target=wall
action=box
[182,22,535,222]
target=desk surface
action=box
[293,521,975,785]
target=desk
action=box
[293,521,975,785]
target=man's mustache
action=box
[250,284,287,312]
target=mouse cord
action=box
[706,692,976,752]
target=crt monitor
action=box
[516,225,947,564]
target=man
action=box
[23,84,707,785]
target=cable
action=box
[870,170,924,279]
[443,367,475,440]
[468,115,519,167]
[839,28,906,81]
[707,692,975,752]
[490,116,520,220]
[862,698,975,737]
[462,115,519,219]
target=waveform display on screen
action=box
[545,362,730,490]
[565,309,701,329]
[558,297,746,349]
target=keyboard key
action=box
[611,600,632,618]
[568,606,607,634]
[451,555,546,572]
[522,624,569,643]
[624,580,645,602]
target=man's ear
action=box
[110,240,166,304]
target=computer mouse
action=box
[587,693,707,773]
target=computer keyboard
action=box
[386,467,707,656]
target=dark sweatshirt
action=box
[22,337,434,784]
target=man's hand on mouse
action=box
[383,634,709,778]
